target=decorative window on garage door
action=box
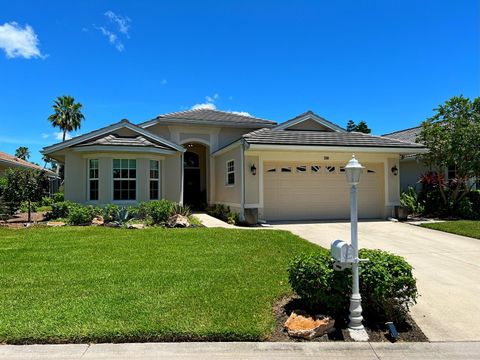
[311,165,321,173]
[325,165,336,173]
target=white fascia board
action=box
[72,146,177,155]
[246,144,428,154]
[211,140,242,157]
[42,121,185,154]
[274,114,346,132]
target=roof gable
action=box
[274,111,346,132]
[42,119,184,155]
[139,109,276,129]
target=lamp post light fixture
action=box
[344,154,368,340]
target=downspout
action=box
[240,140,247,222]
[180,151,184,205]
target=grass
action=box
[0,226,318,343]
[421,220,480,239]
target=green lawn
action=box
[0,227,318,344]
[421,220,480,239]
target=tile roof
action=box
[140,109,277,128]
[0,151,57,176]
[77,134,173,150]
[382,126,422,144]
[243,128,426,149]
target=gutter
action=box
[240,139,246,222]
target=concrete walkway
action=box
[1,341,479,360]
[272,221,480,342]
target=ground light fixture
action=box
[341,155,369,341]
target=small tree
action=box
[15,146,30,160]
[48,95,85,142]
[346,120,356,132]
[418,95,480,210]
[3,168,49,222]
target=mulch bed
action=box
[0,212,48,228]
[269,295,428,342]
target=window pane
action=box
[129,159,136,168]
[129,169,136,178]
[121,169,128,178]
[113,159,120,168]
[150,160,159,170]
[113,169,120,178]
[90,180,98,201]
[150,180,159,200]
[227,172,235,185]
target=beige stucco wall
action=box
[63,149,174,205]
[217,127,257,150]
[244,155,259,205]
[213,145,242,208]
[164,153,183,203]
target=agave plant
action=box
[171,203,191,217]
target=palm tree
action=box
[15,146,30,160]
[48,95,85,141]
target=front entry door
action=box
[184,168,201,207]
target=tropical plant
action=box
[171,203,191,217]
[48,95,85,142]
[14,146,30,160]
[400,186,425,215]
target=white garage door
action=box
[263,162,384,221]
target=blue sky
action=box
[0,0,479,164]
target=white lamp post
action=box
[344,155,367,337]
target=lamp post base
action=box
[348,328,369,342]
[348,293,364,330]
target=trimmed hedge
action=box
[288,248,418,322]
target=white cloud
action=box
[41,133,49,139]
[205,93,219,102]
[53,131,72,141]
[191,103,216,110]
[230,111,252,117]
[104,11,131,36]
[0,22,45,59]
[97,26,124,52]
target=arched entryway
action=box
[183,142,208,209]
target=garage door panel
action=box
[264,162,384,221]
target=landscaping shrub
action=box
[20,201,38,213]
[67,205,96,225]
[0,177,7,197]
[40,196,53,207]
[52,192,64,203]
[140,200,175,224]
[49,201,74,219]
[206,203,239,225]
[102,204,120,222]
[400,186,424,215]
[288,248,418,322]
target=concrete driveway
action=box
[272,220,480,341]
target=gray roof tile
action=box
[140,109,276,128]
[243,128,425,149]
[77,134,172,150]
[382,126,422,144]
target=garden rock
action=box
[105,221,121,228]
[91,215,104,226]
[46,221,66,227]
[166,214,189,228]
[127,223,145,229]
[284,310,335,340]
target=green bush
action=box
[40,196,53,207]
[20,201,38,213]
[102,204,120,222]
[288,248,418,322]
[206,203,239,225]
[68,205,96,225]
[52,192,64,203]
[0,177,7,197]
[49,201,74,219]
[139,200,175,224]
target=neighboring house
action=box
[0,151,57,178]
[0,151,60,195]
[383,126,475,192]
[42,109,425,222]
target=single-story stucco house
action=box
[42,109,426,222]
[0,151,57,178]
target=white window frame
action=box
[112,159,137,202]
[88,159,99,202]
[226,159,235,186]
[149,160,160,200]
